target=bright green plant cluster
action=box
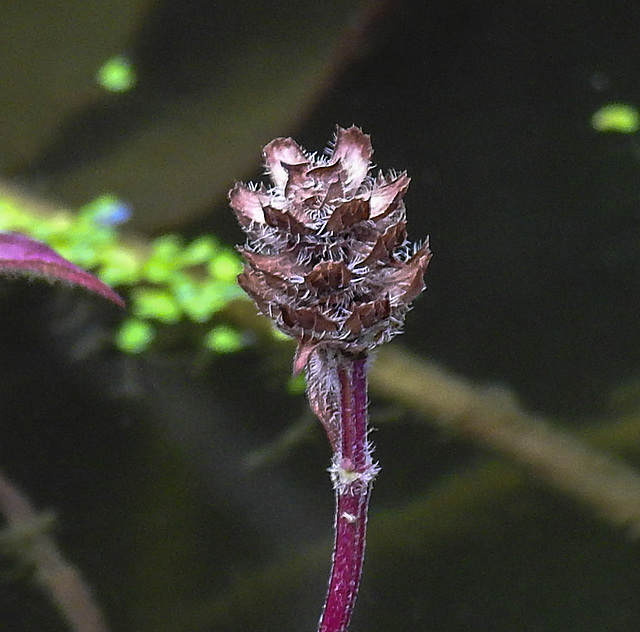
[96,55,137,93]
[591,103,640,133]
[115,231,248,354]
[0,193,249,354]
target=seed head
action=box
[230,126,431,374]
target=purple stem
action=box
[318,353,377,632]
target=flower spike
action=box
[230,126,430,632]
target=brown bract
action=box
[230,126,431,375]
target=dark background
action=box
[1,1,640,630]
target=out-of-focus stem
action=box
[370,346,640,535]
[318,354,378,632]
[0,470,111,632]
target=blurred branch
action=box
[370,346,640,536]
[0,470,111,632]
[242,413,316,471]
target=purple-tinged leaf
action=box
[0,232,124,307]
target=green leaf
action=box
[591,103,640,133]
[96,55,137,93]
[132,287,182,323]
[204,325,244,353]
[116,318,155,353]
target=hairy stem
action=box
[318,353,378,632]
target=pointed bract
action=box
[263,138,308,193]
[229,182,266,226]
[304,346,342,451]
[325,198,370,232]
[369,173,411,218]
[330,126,373,196]
[292,338,318,376]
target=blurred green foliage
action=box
[96,55,137,93]
[591,103,640,133]
[0,193,249,354]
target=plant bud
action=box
[230,126,431,375]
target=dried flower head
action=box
[230,126,431,374]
